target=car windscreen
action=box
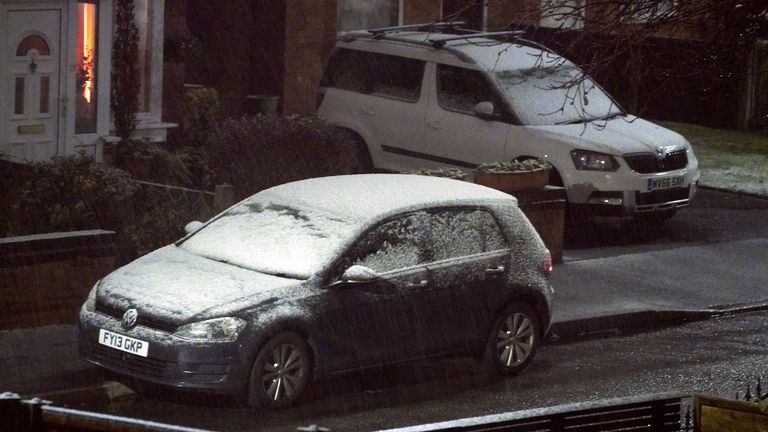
[494,66,623,126]
[179,197,357,280]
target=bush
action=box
[182,87,221,148]
[11,154,138,235]
[113,138,192,185]
[209,115,361,198]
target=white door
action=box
[424,63,510,171]
[4,9,61,162]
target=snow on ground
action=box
[702,164,768,197]
[661,121,768,198]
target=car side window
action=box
[321,48,424,102]
[369,54,424,102]
[429,209,507,262]
[348,214,429,274]
[321,48,371,94]
[436,64,500,114]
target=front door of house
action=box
[4,9,61,162]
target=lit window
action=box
[337,0,399,32]
[76,1,98,133]
[16,35,50,57]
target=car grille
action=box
[636,186,690,206]
[90,344,177,379]
[623,149,687,174]
[96,300,178,333]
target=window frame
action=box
[435,63,518,124]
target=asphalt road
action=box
[70,310,768,432]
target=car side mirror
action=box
[184,221,204,235]
[473,101,496,120]
[341,265,379,283]
[326,265,379,289]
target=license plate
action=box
[98,329,149,357]
[645,175,684,192]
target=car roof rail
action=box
[367,21,467,37]
[428,30,525,48]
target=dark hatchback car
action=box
[79,174,554,408]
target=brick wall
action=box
[404,0,441,24]
[0,231,120,329]
[283,0,338,115]
[488,0,540,30]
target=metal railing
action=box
[0,392,214,432]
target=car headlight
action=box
[84,283,98,312]
[176,317,247,342]
[570,149,619,171]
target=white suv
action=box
[316,23,700,220]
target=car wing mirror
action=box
[327,265,379,289]
[184,220,204,235]
[473,101,496,120]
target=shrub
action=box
[209,115,361,198]
[182,87,221,148]
[122,186,192,256]
[12,154,138,234]
[114,138,192,185]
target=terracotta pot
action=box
[473,168,550,193]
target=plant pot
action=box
[473,168,550,193]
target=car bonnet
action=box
[96,245,303,322]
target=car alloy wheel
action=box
[484,302,540,375]
[249,332,310,408]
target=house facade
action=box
[0,0,172,164]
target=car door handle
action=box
[406,280,429,288]
[485,266,505,276]
[361,108,375,116]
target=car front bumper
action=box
[564,163,700,217]
[78,308,251,395]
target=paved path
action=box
[552,237,768,323]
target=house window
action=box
[76,1,98,133]
[630,0,677,23]
[540,0,584,30]
[16,35,50,56]
[134,0,153,112]
[337,0,400,32]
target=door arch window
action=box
[16,34,50,57]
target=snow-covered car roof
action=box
[257,174,517,222]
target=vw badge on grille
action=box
[122,308,138,329]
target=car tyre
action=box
[248,332,311,409]
[482,302,541,376]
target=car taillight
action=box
[542,250,553,276]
